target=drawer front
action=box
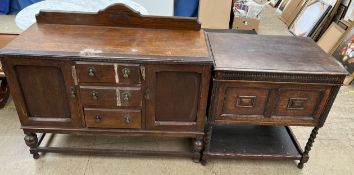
[79,87,142,107]
[76,63,115,83]
[222,87,270,116]
[273,88,324,119]
[216,81,331,125]
[84,108,141,128]
[117,64,141,84]
[76,63,141,84]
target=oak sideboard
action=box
[0,4,212,162]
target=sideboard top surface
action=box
[208,33,348,75]
[0,23,211,63]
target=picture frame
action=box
[317,22,346,54]
[276,0,290,13]
[289,0,331,37]
[279,0,307,26]
[344,0,354,21]
[270,0,281,7]
[332,23,354,74]
[333,4,348,23]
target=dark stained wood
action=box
[207,33,348,75]
[222,87,270,116]
[0,78,10,108]
[215,81,332,126]
[76,62,142,84]
[84,108,141,129]
[36,147,194,158]
[117,64,142,84]
[145,64,211,131]
[36,3,201,31]
[22,128,204,138]
[79,86,142,107]
[76,63,116,84]
[1,58,82,127]
[274,88,323,118]
[16,65,71,118]
[24,133,40,159]
[207,125,302,159]
[0,9,212,161]
[1,24,211,63]
[203,32,347,167]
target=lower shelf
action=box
[206,124,303,160]
[31,133,196,159]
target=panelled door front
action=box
[2,57,82,127]
[145,64,210,131]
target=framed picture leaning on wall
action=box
[333,24,354,74]
[289,0,331,37]
[276,0,290,13]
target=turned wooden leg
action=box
[201,124,213,165]
[298,126,320,169]
[0,78,10,109]
[24,133,40,159]
[192,137,203,163]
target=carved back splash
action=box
[35,3,201,30]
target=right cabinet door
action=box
[145,64,210,131]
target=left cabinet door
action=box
[2,58,82,128]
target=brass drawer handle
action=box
[124,114,131,124]
[88,67,96,77]
[95,114,102,122]
[91,91,99,100]
[122,67,130,79]
[121,91,130,102]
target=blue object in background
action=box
[0,0,11,14]
[174,0,199,17]
[0,0,41,14]
[12,0,41,13]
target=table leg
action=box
[201,124,213,165]
[192,136,203,163]
[24,133,40,159]
[0,78,10,109]
[298,126,320,169]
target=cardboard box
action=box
[198,0,233,29]
[317,22,345,54]
[232,16,259,31]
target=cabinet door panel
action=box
[2,58,81,127]
[146,64,211,131]
[155,71,200,122]
[16,66,71,119]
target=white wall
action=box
[132,0,173,16]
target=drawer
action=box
[76,63,115,83]
[215,81,331,125]
[79,86,142,107]
[222,87,270,116]
[75,63,141,84]
[84,108,141,128]
[116,64,142,84]
[272,88,324,119]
